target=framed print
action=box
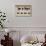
[15,5,32,17]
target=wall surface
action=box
[0,0,32,27]
[0,0,46,27]
[32,0,46,27]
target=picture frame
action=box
[15,5,32,17]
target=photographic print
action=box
[15,5,32,17]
